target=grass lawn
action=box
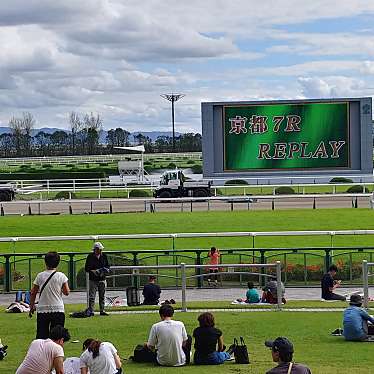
[2,209,374,253]
[1,307,371,374]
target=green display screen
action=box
[224,102,349,170]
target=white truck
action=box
[154,170,211,198]
[0,184,16,201]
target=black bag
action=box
[126,287,140,306]
[233,337,249,364]
[131,345,156,363]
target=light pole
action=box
[161,93,185,152]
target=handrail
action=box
[1,229,374,243]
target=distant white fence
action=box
[0,152,202,166]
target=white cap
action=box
[93,242,104,250]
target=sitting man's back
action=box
[147,304,189,366]
[143,276,161,305]
[16,325,70,374]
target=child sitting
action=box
[237,282,260,303]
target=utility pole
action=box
[160,93,185,152]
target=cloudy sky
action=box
[0,0,373,133]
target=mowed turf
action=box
[0,308,371,374]
[1,209,374,254]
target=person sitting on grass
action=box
[16,325,70,374]
[236,281,260,303]
[193,312,234,365]
[261,280,286,304]
[80,338,122,374]
[321,264,346,301]
[343,294,374,341]
[142,276,161,305]
[146,304,191,366]
[265,337,311,374]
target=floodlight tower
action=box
[160,93,185,152]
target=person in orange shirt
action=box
[207,247,220,286]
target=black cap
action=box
[265,337,294,354]
[349,294,362,306]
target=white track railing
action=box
[2,229,374,244]
[86,262,282,311]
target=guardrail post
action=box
[276,261,282,311]
[196,251,202,288]
[132,253,139,289]
[181,263,187,312]
[68,254,76,290]
[5,255,11,292]
[260,250,266,286]
[0,204,4,216]
[324,249,331,273]
[363,260,369,309]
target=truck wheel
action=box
[158,191,172,198]
[193,189,209,197]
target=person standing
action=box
[85,242,110,316]
[29,252,70,339]
[16,325,70,374]
[207,247,220,286]
[142,275,161,305]
[321,264,346,301]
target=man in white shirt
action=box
[16,325,70,374]
[29,251,70,339]
[146,304,191,366]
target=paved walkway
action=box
[0,287,366,306]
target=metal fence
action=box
[2,245,374,292]
[87,262,283,311]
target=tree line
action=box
[0,112,202,157]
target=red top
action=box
[208,251,220,269]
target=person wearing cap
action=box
[343,294,374,341]
[85,242,110,316]
[265,337,311,374]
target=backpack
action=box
[126,287,140,306]
[131,345,156,363]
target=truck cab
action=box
[154,170,211,198]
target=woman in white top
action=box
[29,251,70,339]
[80,339,122,374]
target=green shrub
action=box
[329,177,353,183]
[129,189,150,198]
[55,191,76,199]
[224,179,248,185]
[167,162,177,169]
[275,186,295,195]
[186,160,195,165]
[346,185,369,193]
[99,162,109,167]
[143,160,152,166]
[191,164,202,174]
[41,164,53,168]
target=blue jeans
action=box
[194,351,230,365]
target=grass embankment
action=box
[1,309,371,374]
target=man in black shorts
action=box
[265,337,311,373]
[321,264,346,301]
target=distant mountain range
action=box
[0,127,184,143]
